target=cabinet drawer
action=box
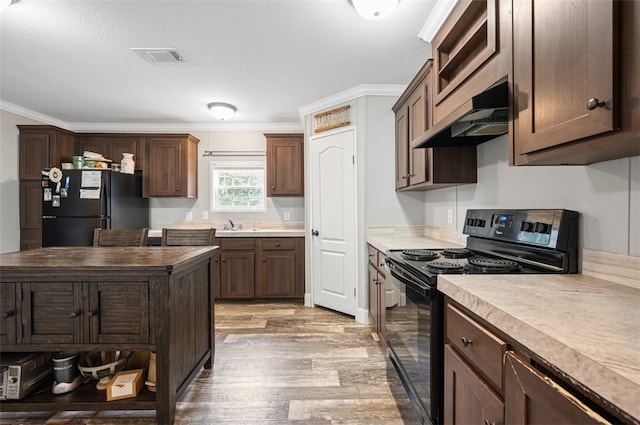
[220,238,255,250]
[259,238,295,250]
[446,302,506,392]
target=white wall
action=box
[425,135,640,257]
[362,96,425,225]
[149,130,304,229]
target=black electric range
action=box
[384,209,579,425]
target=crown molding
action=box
[68,121,304,133]
[0,100,70,130]
[418,0,458,43]
[298,84,406,119]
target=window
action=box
[211,161,266,212]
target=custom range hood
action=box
[414,80,509,148]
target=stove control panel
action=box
[463,209,578,250]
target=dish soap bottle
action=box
[121,153,135,174]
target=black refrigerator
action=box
[42,169,149,247]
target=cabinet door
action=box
[219,251,255,298]
[19,132,50,180]
[76,138,108,159]
[0,283,16,345]
[513,0,615,155]
[88,281,149,344]
[395,103,410,189]
[146,137,185,196]
[256,248,297,297]
[20,180,44,250]
[367,263,379,331]
[266,134,304,196]
[21,282,83,344]
[504,352,611,424]
[110,138,140,167]
[145,135,198,198]
[408,77,429,186]
[444,344,504,425]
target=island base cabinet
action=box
[444,344,504,425]
[504,352,612,425]
[0,246,217,425]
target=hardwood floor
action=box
[0,302,422,424]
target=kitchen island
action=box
[0,246,218,425]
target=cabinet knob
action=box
[69,311,78,318]
[461,337,473,347]
[1,311,13,319]
[262,258,266,262]
[271,186,276,190]
[87,311,97,317]
[221,258,226,262]
[586,98,605,110]
[275,242,280,247]
[176,188,180,192]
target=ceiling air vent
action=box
[130,48,184,63]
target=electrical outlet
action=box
[284,211,291,221]
[202,211,209,220]
[186,211,193,222]
[447,208,453,224]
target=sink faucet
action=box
[228,218,235,229]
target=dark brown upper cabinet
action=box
[265,133,304,197]
[393,60,477,191]
[511,0,640,165]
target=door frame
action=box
[304,124,360,318]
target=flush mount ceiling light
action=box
[207,102,237,121]
[351,0,399,20]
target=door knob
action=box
[311,229,319,236]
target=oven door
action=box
[385,260,442,425]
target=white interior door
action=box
[309,127,356,316]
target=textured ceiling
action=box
[0,0,437,130]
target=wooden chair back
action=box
[93,228,149,247]
[160,228,216,246]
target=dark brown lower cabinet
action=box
[444,298,627,425]
[219,238,255,298]
[444,344,504,425]
[217,237,304,300]
[504,352,612,425]
[367,244,386,341]
[255,238,304,298]
[0,282,16,345]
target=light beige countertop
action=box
[366,225,465,253]
[438,274,640,422]
[148,227,304,238]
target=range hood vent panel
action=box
[414,80,509,148]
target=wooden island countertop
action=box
[0,246,219,425]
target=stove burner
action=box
[422,261,464,274]
[442,248,473,259]
[402,249,439,261]
[467,258,521,273]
